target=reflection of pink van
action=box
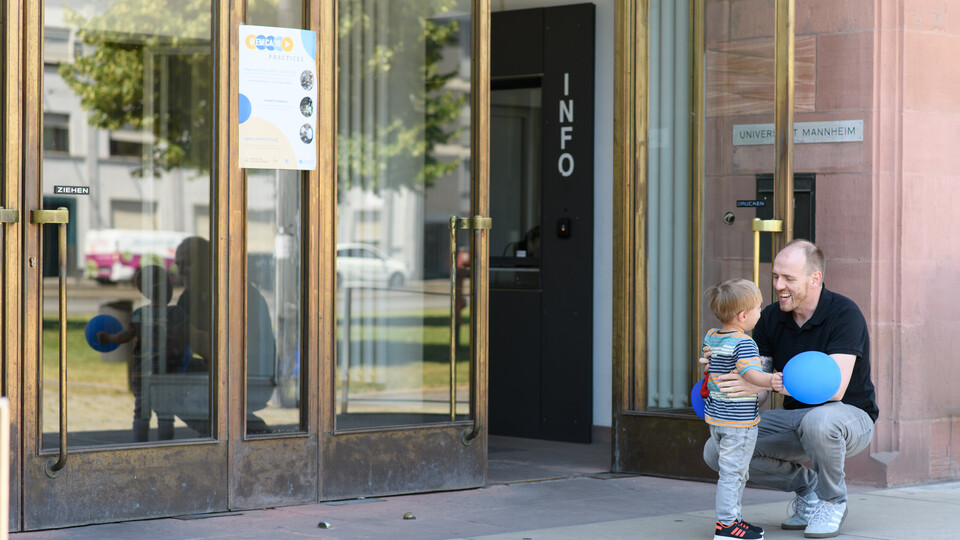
[84,229,190,283]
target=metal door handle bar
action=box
[752,218,783,287]
[0,207,19,224]
[448,216,491,443]
[448,217,466,423]
[31,208,69,477]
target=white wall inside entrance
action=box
[493,0,614,432]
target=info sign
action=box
[238,25,318,170]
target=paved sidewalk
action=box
[10,475,959,539]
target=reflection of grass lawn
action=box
[43,317,129,390]
[43,317,133,433]
[42,307,473,431]
[336,308,471,394]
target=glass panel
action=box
[42,0,213,447]
[646,0,693,409]
[490,86,541,290]
[244,170,301,434]
[335,0,472,429]
[244,2,305,435]
[694,0,778,403]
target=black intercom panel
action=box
[755,173,816,263]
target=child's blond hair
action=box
[706,279,762,324]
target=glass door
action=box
[321,0,489,498]
[20,0,226,528]
[613,0,794,478]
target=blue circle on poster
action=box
[238,93,252,124]
[84,314,123,353]
[301,30,317,60]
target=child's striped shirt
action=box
[703,328,762,428]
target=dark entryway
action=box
[488,4,595,443]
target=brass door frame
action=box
[317,0,490,500]
[225,2,323,511]
[19,0,228,529]
[2,0,24,532]
[612,0,796,479]
[773,0,795,249]
[612,0,647,422]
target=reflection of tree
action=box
[338,0,467,194]
[57,0,276,178]
[58,0,215,177]
[59,0,466,189]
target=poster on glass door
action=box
[238,24,318,170]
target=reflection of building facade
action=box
[4,0,960,533]
[43,3,215,267]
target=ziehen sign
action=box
[53,185,90,195]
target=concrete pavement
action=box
[10,473,959,539]
[7,433,953,539]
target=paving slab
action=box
[9,477,959,539]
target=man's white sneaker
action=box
[781,493,818,530]
[803,500,847,538]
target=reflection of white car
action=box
[336,243,410,288]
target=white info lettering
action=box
[558,72,574,177]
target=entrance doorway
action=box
[487,434,609,484]
[5,0,489,531]
[488,4,595,444]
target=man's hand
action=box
[714,371,767,398]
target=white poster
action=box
[238,25,318,170]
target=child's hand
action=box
[771,372,785,394]
[699,345,713,373]
[96,330,109,345]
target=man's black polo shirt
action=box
[753,287,879,422]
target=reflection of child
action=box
[702,279,782,540]
[98,265,187,442]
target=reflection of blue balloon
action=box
[782,351,841,405]
[175,345,193,373]
[85,314,123,353]
[691,381,706,419]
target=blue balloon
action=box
[782,351,841,404]
[690,381,706,419]
[84,314,124,353]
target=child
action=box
[702,279,782,540]
[99,264,187,442]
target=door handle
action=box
[0,207,19,224]
[752,218,783,287]
[30,208,70,477]
[448,215,491,442]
